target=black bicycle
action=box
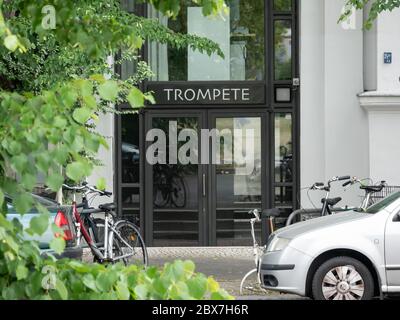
[153,165,187,208]
[286,176,351,225]
[286,176,388,226]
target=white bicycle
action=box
[239,208,280,295]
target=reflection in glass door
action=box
[213,116,263,246]
[149,116,202,247]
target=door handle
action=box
[202,174,206,197]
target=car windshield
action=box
[363,191,400,214]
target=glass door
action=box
[209,111,267,246]
[145,111,206,246]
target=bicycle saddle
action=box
[261,208,281,218]
[98,203,116,212]
[321,197,342,207]
[360,185,384,193]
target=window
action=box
[274,20,292,80]
[275,113,293,183]
[119,113,141,224]
[148,0,265,81]
[274,0,292,11]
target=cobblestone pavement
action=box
[83,247,305,300]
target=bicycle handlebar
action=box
[62,184,87,191]
[342,180,352,187]
[62,183,112,197]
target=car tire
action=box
[311,256,374,300]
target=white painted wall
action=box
[87,112,115,206]
[300,0,369,207]
[369,110,400,184]
[376,8,400,92]
[299,0,325,206]
[360,8,400,187]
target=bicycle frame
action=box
[67,185,136,263]
[239,209,270,295]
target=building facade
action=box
[89,0,400,247]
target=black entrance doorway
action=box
[144,109,270,247]
[115,0,300,247]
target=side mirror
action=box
[393,212,400,222]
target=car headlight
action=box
[266,236,291,252]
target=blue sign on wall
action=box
[384,52,392,64]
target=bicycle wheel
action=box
[170,176,186,208]
[111,220,148,267]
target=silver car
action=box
[260,191,400,300]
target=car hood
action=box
[275,211,371,240]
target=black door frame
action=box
[143,108,271,246]
[207,109,270,246]
[144,109,207,247]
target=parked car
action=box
[260,191,400,300]
[5,194,82,260]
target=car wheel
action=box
[311,256,374,300]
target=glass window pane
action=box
[121,114,140,183]
[148,0,265,81]
[275,186,293,206]
[215,117,262,246]
[274,20,292,80]
[274,0,292,11]
[275,113,293,182]
[151,117,200,247]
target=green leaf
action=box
[183,260,195,276]
[82,274,99,292]
[115,281,130,300]
[11,154,28,173]
[14,193,33,215]
[207,276,220,292]
[98,80,119,101]
[50,237,66,255]
[53,147,69,165]
[0,189,4,207]
[55,279,68,300]
[4,35,19,52]
[134,284,148,300]
[53,116,67,128]
[29,212,49,235]
[21,173,36,190]
[187,277,207,299]
[127,87,145,108]
[144,92,156,104]
[65,161,85,181]
[96,177,107,191]
[96,271,118,292]
[90,74,106,83]
[16,263,28,280]
[72,107,92,124]
[46,173,64,191]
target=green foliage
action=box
[0,0,224,93]
[340,0,400,29]
[0,208,233,300]
[0,0,231,300]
